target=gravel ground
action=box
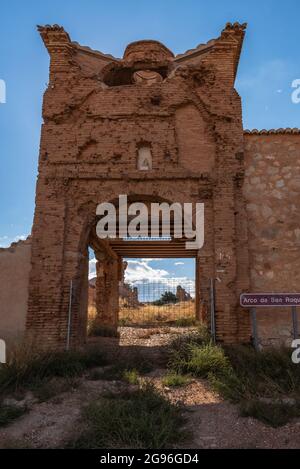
[1,327,300,449]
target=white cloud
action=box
[140,258,163,262]
[88,257,195,298]
[174,262,184,266]
[125,259,169,283]
[131,275,195,300]
[125,260,195,297]
[0,234,28,248]
[89,257,97,279]
[88,258,166,281]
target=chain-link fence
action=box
[119,278,195,326]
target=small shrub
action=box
[210,345,300,426]
[168,332,300,427]
[209,369,247,403]
[0,343,106,395]
[240,399,300,428]
[152,291,178,306]
[169,341,229,378]
[168,326,210,365]
[224,345,300,397]
[162,372,191,387]
[123,369,139,385]
[185,344,230,378]
[174,318,198,327]
[121,353,154,375]
[67,384,187,449]
[0,405,27,427]
[118,318,131,326]
[30,377,79,402]
[99,354,153,381]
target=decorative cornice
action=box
[221,22,247,79]
[38,25,118,62]
[38,22,247,77]
[221,22,247,38]
[37,24,71,44]
[244,128,300,135]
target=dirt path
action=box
[1,327,300,449]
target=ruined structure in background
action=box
[176,285,192,303]
[119,261,139,308]
[2,22,296,349]
[88,277,96,307]
[89,260,139,310]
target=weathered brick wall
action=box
[244,130,300,345]
[25,23,253,348]
[0,238,31,344]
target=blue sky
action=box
[0,0,299,281]
[89,256,196,293]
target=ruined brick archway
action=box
[88,193,201,335]
[26,23,252,349]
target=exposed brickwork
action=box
[26,21,295,349]
[119,261,139,308]
[94,255,119,332]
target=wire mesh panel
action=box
[119,278,196,326]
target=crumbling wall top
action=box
[244,128,300,135]
[123,40,174,63]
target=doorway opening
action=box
[83,195,201,349]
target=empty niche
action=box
[137,145,152,171]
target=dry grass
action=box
[88,301,196,327]
[66,383,187,449]
[0,340,106,396]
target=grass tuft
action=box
[123,369,139,385]
[0,343,107,396]
[30,377,79,402]
[0,405,27,427]
[167,327,300,427]
[210,345,300,403]
[67,383,187,449]
[173,317,198,327]
[240,399,300,428]
[168,327,228,378]
[162,372,191,387]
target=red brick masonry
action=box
[23,23,300,348]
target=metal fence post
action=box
[292,306,298,340]
[250,307,259,351]
[66,280,73,351]
[210,278,216,344]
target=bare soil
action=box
[1,327,300,449]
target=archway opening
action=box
[77,194,204,350]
